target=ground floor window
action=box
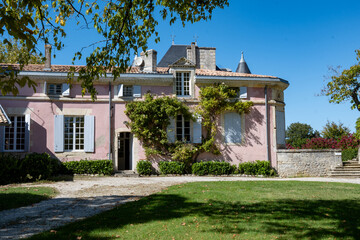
[64,116,84,150]
[4,116,26,151]
[176,115,191,142]
[224,112,242,143]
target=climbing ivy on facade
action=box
[125,83,253,166]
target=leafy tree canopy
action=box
[286,122,320,148]
[324,49,360,111]
[0,38,43,64]
[321,121,350,140]
[0,0,229,99]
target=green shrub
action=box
[238,160,276,176]
[159,161,186,175]
[136,160,152,175]
[0,154,21,185]
[171,144,197,170]
[342,148,358,161]
[19,153,64,181]
[192,161,236,176]
[63,160,113,175]
[0,153,66,185]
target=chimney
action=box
[140,49,157,72]
[190,42,197,65]
[44,44,52,71]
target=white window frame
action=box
[176,115,191,142]
[3,115,26,152]
[47,83,62,95]
[175,72,190,97]
[64,116,85,151]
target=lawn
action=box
[32,181,360,240]
[0,186,57,211]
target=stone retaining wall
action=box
[277,149,342,177]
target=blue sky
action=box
[51,0,360,132]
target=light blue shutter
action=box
[239,87,247,98]
[54,115,64,152]
[133,85,141,98]
[224,112,242,143]
[167,117,176,143]
[117,84,123,97]
[0,125,4,152]
[24,114,30,152]
[84,115,95,152]
[276,111,286,145]
[43,81,47,94]
[62,83,70,96]
[192,115,202,143]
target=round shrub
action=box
[136,160,152,175]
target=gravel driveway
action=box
[2,176,360,239]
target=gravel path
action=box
[2,176,360,239]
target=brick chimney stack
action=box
[140,49,157,72]
[44,44,52,71]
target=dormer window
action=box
[176,72,190,96]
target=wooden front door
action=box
[117,132,132,170]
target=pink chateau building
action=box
[0,43,289,171]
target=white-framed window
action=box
[229,87,247,98]
[47,84,62,95]
[224,112,242,144]
[64,116,84,151]
[123,85,133,97]
[117,84,141,98]
[176,115,191,142]
[175,72,190,96]
[45,83,70,96]
[3,115,30,151]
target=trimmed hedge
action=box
[342,148,358,161]
[238,160,276,176]
[159,161,186,175]
[192,161,236,176]
[0,153,66,185]
[136,160,152,175]
[63,160,113,175]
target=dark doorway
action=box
[118,132,132,170]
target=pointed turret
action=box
[235,52,251,74]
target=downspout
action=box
[265,86,270,162]
[109,82,112,161]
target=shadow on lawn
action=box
[0,193,51,211]
[32,193,360,240]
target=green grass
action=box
[0,186,57,211]
[32,181,360,240]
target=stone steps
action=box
[330,160,360,178]
[114,170,139,177]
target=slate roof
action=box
[235,52,251,74]
[0,104,11,126]
[157,45,188,67]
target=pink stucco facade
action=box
[0,49,288,172]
